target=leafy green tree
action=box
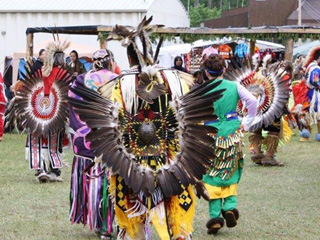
[180,0,248,11]
[189,3,221,27]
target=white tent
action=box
[157,39,285,68]
[158,43,191,68]
[255,40,285,51]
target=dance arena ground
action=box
[0,129,319,240]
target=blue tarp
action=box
[18,57,92,79]
[65,57,93,72]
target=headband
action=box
[207,68,223,76]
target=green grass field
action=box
[0,130,319,240]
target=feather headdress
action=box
[107,16,164,68]
[303,45,320,68]
[107,16,168,102]
[42,38,70,77]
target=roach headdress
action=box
[42,34,70,77]
[107,16,164,68]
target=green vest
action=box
[206,79,240,137]
[203,79,243,187]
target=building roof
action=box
[0,0,155,13]
[288,0,320,22]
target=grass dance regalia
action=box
[303,46,320,141]
[201,54,257,235]
[226,54,292,166]
[6,38,72,182]
[68,49,118,239]
[291,57,310,141]
[69,16,225,240]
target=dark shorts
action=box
[262,117,281,133]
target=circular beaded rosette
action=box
[15,69,71,136]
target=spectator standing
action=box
[172,56,189,73]
[32,49,46,72]
[67,50,86,78]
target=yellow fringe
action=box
[110,177,196,239]
[281,118,293,142]
[109,176,144,238]
[152,212,171,240]
[167,186,196,238]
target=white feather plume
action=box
[42,39,70,77]
[252,53,260,70]
[262,54,272,71]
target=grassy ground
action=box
[0,130,319,240]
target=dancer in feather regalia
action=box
[291,56,311,141]
[226,54,292,166]
[202,54,257,235]
[69,16,226,240]
[6,37,72,182]
[69,49,118,239]
[304,46,320,141]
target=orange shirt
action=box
[218,44,233,59]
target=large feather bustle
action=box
[226,55,291,132]
[248,68,291,131]
[42,40,70,77]
[98,77,118,99]
[69,78,225,198]
[15,65,71,136]
[225,57,254,84]
[194,181,210,201]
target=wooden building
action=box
[203,0,319,28]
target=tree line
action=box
[181,0,249,10]
[180,0,249,27]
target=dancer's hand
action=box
[240,124,247,133]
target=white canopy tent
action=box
[158,43,191,68]
[157,39,285,68]
[255,40,285,51]
[293,40,320,60]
